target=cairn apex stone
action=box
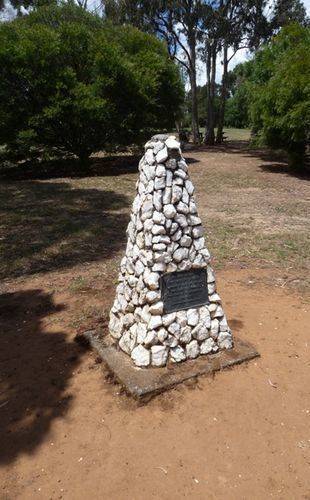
[108,135,234,367]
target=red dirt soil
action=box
[1,267,309,499]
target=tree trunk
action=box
[188,35,200,144]
[204,42,217,145]
[216,44,228,144]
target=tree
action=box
[248,23,310,168]
[0,3,184,162]
[105,0,204,144]
[271,0,308,30]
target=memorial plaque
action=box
[160,269,209,314]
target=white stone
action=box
[168,322,181,336]
[163,187,172,204]
[109,314,123,339]
[144,270,159,290]
[152,262,166,272]
[178,260,191,271]
[136,323,147,344]
[131,345,150,367]
[154,176,166,190]
[194,237,205,250]
[166,169,173,187]
[200,337,215,354]
[185,179,194,195]
[153,191,162,211]
[162,312,176,327]
[189,215,201,226]
[182,189,189,204]
[192,322,209,341]
[148,315,162,330]
[144,330,158,347]
[210,318,219,338]
[153,141,164,154]
[209,293,221,303]
[149,301,164,315]
[175,310,187,327]
[122,313,135,327]
[119,329,136,355]
[187,308,199,326]
[158,328,168,343]
[207,266,215,283]
[152,224,165,236]
[213,305,224,318]
[177,201,189,214]
[171,229,182,242]
[175,169,187,180]
[171,185,183,204]
[170,345,186,363]
[155,164,166,177]
[189,200,197,214]
[178,159,188,171]
[140,198,153,221]
[156,146,168,163]
[174,213,187,228]
[153,211,165,225]
[135,259,144,276]
[218,331,233,349]
[180,235,192,247]
[167,262,178,273]
[164,335,178,347]
[219,316,229,332]
[179,326,192,344]
[164,204,176,219]
[165,137,180,150]
[186,340,199,359]
[151,345,168,367]
[173,247,189,262]
[192,225,204,238]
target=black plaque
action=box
[160,269,209,314]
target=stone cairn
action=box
[109,134,233,367]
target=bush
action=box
[0,3,184,161]
[248,23,310,166]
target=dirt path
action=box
[1,143,309,499]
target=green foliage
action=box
[0,3,184,160]
[224,63,253,129]
[248,23,310,163]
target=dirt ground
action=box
[0,140,309,499]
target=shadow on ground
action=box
[186,141,310,180]
[0,289,85,465]
[0,155,140,181]
[0,180,130,279]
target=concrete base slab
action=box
[88,335,259,399]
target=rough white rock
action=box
[165,136,180,150]
[185,179,194,195]
[136,323,147,344]
[179,326,192,344]
[192,322,209,341]
[148,315,162,330]
[156,146,169,163]
[218,331,233,349]
[153,191,162,211]
[152,224,165,236]
[119,329,136,355]
[153,141,164,154]
[171,185,183,204]
[164,334,178,347]
[174,213,187,228]
[151,345,169,367]
[153,211,165,225]
[210,318,219,338]
[131,345,150,367]
[158,328,168,343]
[135,259,144,276]
[164,204,176,219]
[173,247,189,263]
[168,322,181,336]
[187,308,199,326]
[180,235,192,247]
[186,340,199,359]
[149,301,164,315]
[162,312,176,327]
[109,314,123,339]
[144,270,159,290]
[154,176,166,190]
[144,330,158,347]
[200,337,215,354]
[170,345,186,363]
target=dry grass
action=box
[0,136,309,292]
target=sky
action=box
[1,0,309,84]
